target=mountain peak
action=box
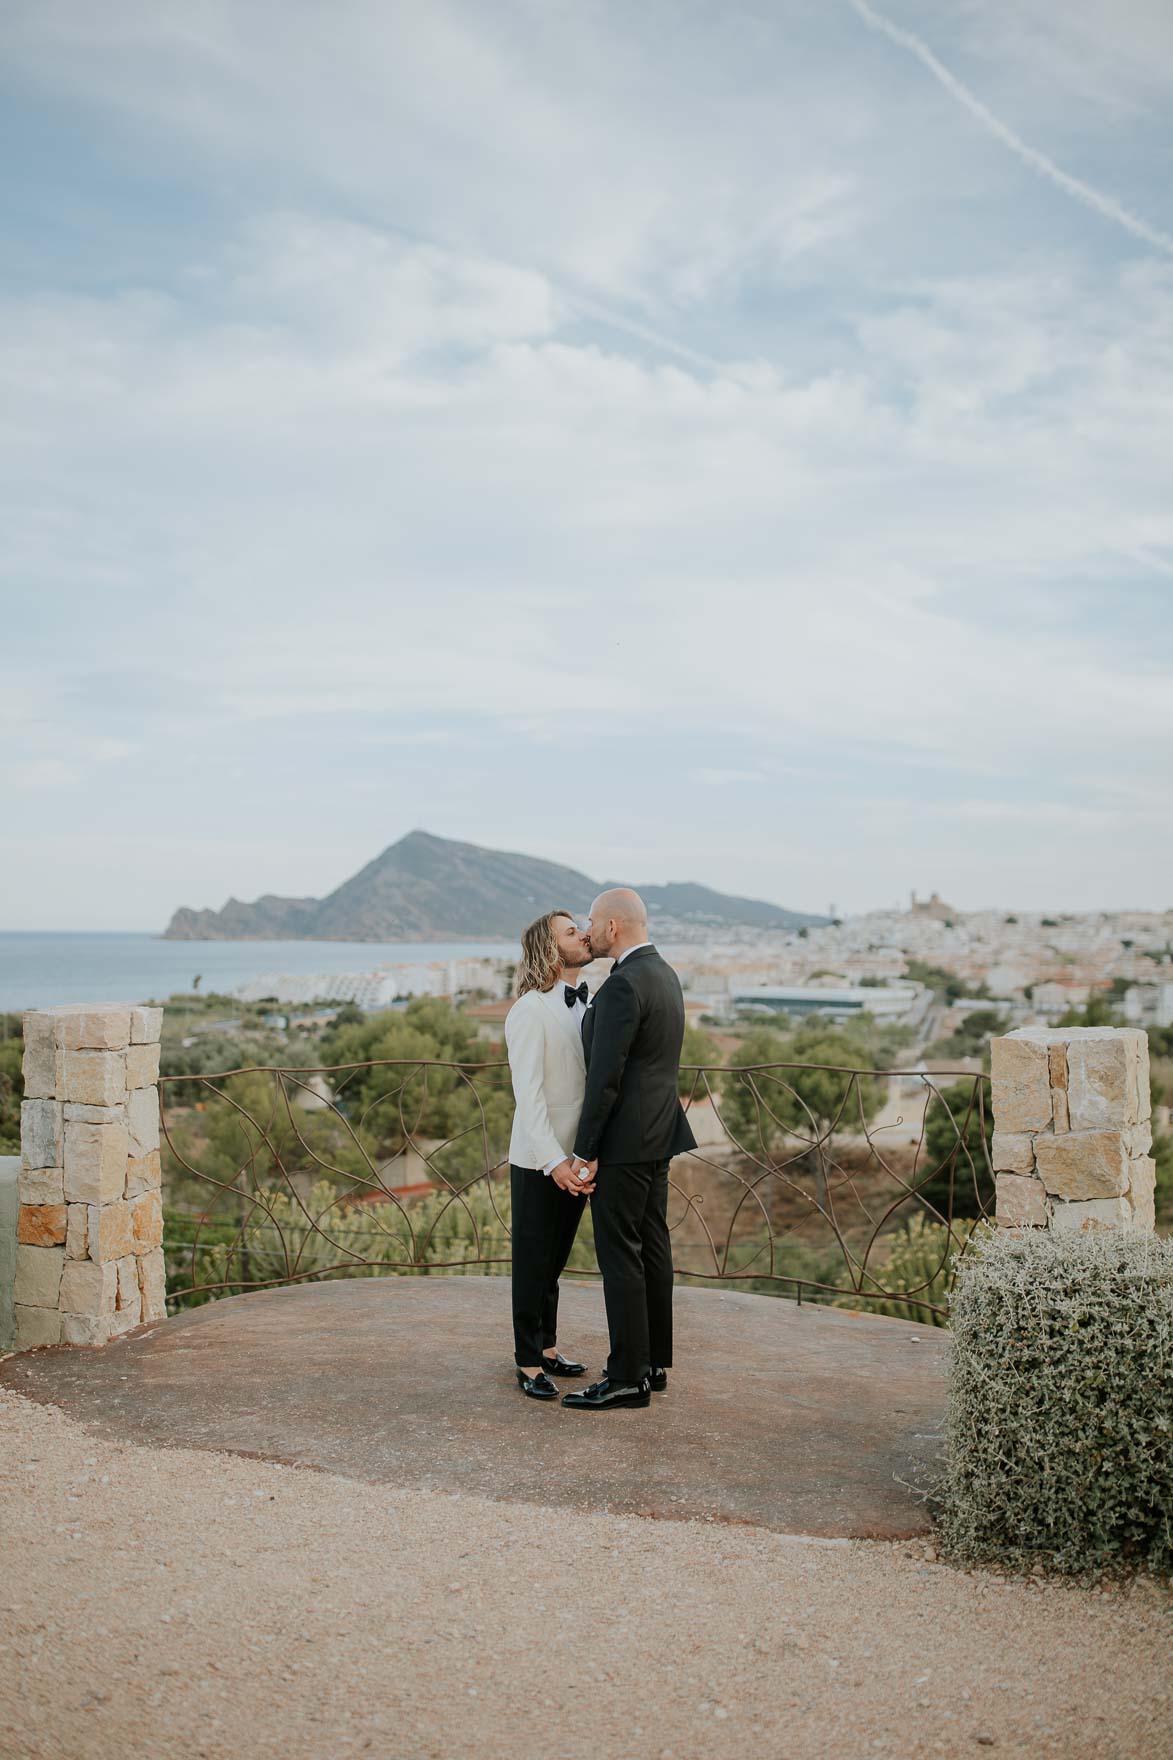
[162,832,827,942]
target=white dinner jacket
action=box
[505,983,587,1171]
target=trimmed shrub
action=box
[938,1227,1173,1577]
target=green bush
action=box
[0,1020,23,1153]
[165,1176,598,1308]
[684,1219,983,1320]
[720,1026,883,1193]
[834,1214,986,1327]
[166,1178,511,1305]
[927,1007,1009,1064]
[916,1080,994,1221]
[690,1234,850,1302]
[678,1023,720,1099]
[1153,1122,1173,1229]
[316,997,514,1173]
[938,1228,1173,1577]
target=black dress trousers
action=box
[588,1158,673,1385]
[510,1165,587,1367]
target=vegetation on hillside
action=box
[834,1214,988,1327]
[5,985,1169,1320]
[315,997,513,1177]
[678,1022,720,1097]
[917,1079,994,1219]
[0,1016,22,1153]
[165,1175,599,1309]
[721,1023,882,1157]
[926,1007,1010,1067]
[1056,993,1124,1028]
[903,961,990,1003]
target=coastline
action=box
[0,932,519,1013]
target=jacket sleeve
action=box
[505,1000,568,1170]
[573,974,640,1160]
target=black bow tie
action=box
[564,982,588,1007]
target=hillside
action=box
[162,830,825,940]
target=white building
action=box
[727,981,928,1026]
[1030,981,1090,1015]
[1124,983,1173,1029]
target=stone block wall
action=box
[991,1026,1154,1234]
[15,1003,166,1349]
[0,1155,17,1351]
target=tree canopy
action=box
[719,1022,883,1159]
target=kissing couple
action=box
[503,889,696,1411]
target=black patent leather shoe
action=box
[562,1375,651,1411]
[516,1368,559,1400]
[542,1352,587,1377]
[649,1366,668,1393]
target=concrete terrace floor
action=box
[0,1276,947,1539]
[4,1281,1172,1760]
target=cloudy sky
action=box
[3,0,1172,931]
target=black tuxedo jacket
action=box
[573,944,698,1165]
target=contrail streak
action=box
[559,289,731,375]
[370,209,735,377]
[849,0,1173,256]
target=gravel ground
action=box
[1,1386,1170,1760]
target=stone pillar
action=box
[0,1155,17,1351]
[14,1003,166,1349]
[990,1026,1154,1234]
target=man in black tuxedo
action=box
[562,888,697,1412]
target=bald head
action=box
[587,888,648,959]
[592,887,647,929]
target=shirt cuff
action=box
[542,1155,564,1176]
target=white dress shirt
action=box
[542,977,589,1173]
[563,981,589,1029]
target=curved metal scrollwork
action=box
[159,1058,993,1320]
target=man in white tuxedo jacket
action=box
[505,909,595,1400]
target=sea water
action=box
[0,933,517,1013]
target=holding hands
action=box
[573,1157,598,1193]
[550,1157,598,1195]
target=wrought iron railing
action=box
[159,1057,993,1320]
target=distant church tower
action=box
[910,890,955,921]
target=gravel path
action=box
[1,1387,1169,1760]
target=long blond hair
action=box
[515,910,575,998]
